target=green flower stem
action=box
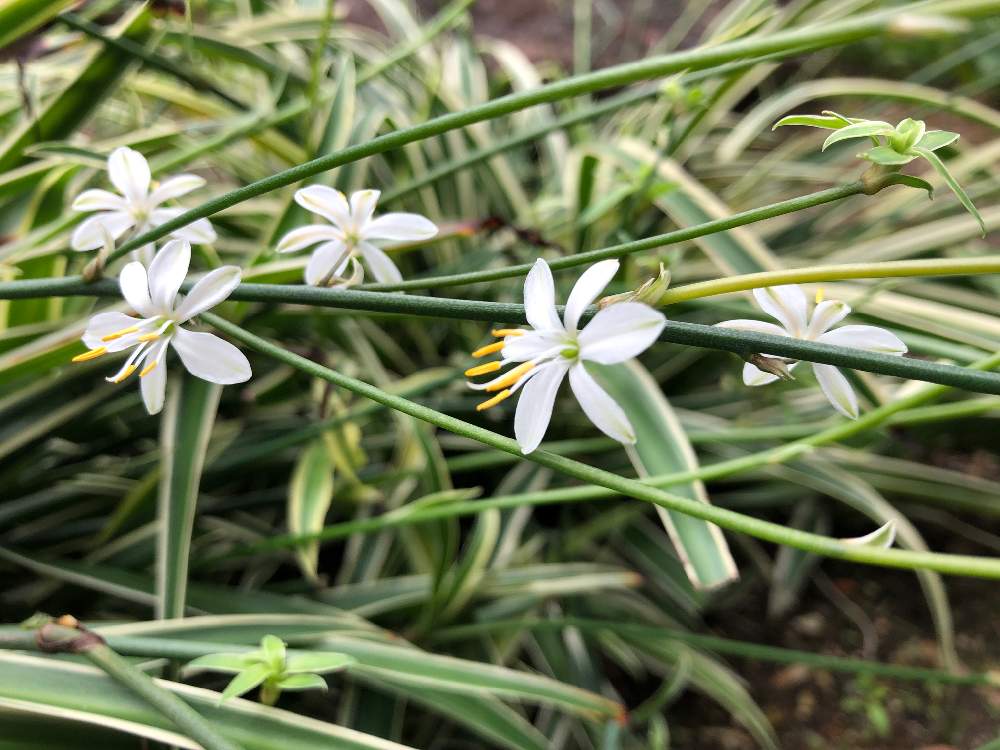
[100,0,999,266]
[365,182,867,291]
[203,312,1000,579]
[430,618,998,687]
[6,624,242,750]
[657,256,1000,306]
[6,276,1000,394]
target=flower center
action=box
[464,329,535,411]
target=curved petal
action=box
[172,327,252,384]
[149,174,205,206]
[500,330,568,363]
[276,224,342,254]
[577,303,665,364]
[563,259,618,333]
[350,189,380,228]
[119,261,155,318]
[358,241,402,284]
[294,185,350,227]
[523,258,563,332]
[716,318,789,337]
[71,212,134,251]
[82,311,143,351]
[806,300,851,338]
[753,285,808,337]
[363,213,438,242]
[818,325,907,355]
[148,239,190,312]
[107,146,150,204]
[72,189,126,212]
[140,341,169,415]
[304,241,350,286]
[813,363,859,418]
[513,361,568,454]
[568,363,635,444]
[149,208,217,244]
[174,266,241,322]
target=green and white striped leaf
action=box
[288,438,336,581]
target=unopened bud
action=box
[744,353,796,381]
[599,263,671,309]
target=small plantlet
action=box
[774,110,985,234]
[184,635,354,705]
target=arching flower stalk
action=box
[466,258,666,454]
[276,186,437,286]
[71,146,217,264]
[73,240,251,414]
[717,285,907,418]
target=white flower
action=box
[71,146,216,264]
[717,285,907,418]
[276,186,437,286]
[465,258,666,454]
[73,239,251,415]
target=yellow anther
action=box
[815,287,825,304]
[137,333,160,342]
[101,326,139,342]
[72,346,107,362]
[476,389,512,412]
[139,361,158,377]
[465,360,502,377]
[472,341,505,358]
[485,361,534,392]
[113,365,137,383]
[491,329,524,338]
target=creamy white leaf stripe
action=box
[276,187,437,286]
[717,285,907,418]
[71,147,216,264]
[465,259,666,454]
[74,240,251,415]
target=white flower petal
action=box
[149,174,205,206]
[813,363,859,418]
[148,239,190,312]
[294,185,351,227]
[806,300,851,338]
[172,327,251,384]
[500,330,568,363]
[563,259,618,333]
[149,208,217,244]
[350,189,380,227]
[276,224,342,254]
[513,361,568,454]
[140,341,169,415]
[358,241,402,284]
[119,261,155,318]
[818,325,907,355]
[107,146,150,204]
[577,303,665,364]
[753,285,808,337]
[716,318,789,338]
[304,241,349,286]
[72,189,127,212]
[363,212,438,242]
[568,363,635,444]
[523,258,563,332]
[71,212,134,251]
[82,311,143,351]
[174,266,242,322]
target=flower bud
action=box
[598,263,671,308]
[889,118,925,154]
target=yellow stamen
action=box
[815,287,825,304]
[485,361,534,392]
[465,360,502,377]
[137,333,160,342]
[472,341,505,358]
[72,346,107,362]
[113,365,137,383]
[139,361,158,377]
[476,389,512,412]
[101,325,139,342]
[491,328,524,338]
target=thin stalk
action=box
[202,313,1000,579]
[428,618,999,688]
[100,0,999,265]
[7,277,1000,394]
[364,182,867,291]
